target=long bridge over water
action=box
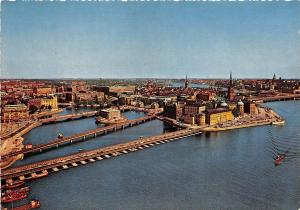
[253,94,300,103]
[2,115,157,160]
[1,128,201,182]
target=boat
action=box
[274,154,286,166]
[272,120,285,125]
[3,187,30,197]
[3,199,40,210]
[28,171,49,181]
[1,188,29,203]
[1,180,25,190]
[57,133,64,139]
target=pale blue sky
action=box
[2,2,300,79]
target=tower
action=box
[184,74,189,89]
[227,72,235,101]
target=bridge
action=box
[1,115,157,160]
[39,111,98,124]
[0,128,201,182]
[156,116,188,128]
[253,94,300,103]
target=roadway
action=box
[1,128,201,181]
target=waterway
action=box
[4,101,300,210]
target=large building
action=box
[33,87,53,96]
[244,101,258,115]
[205,108,234,125]
[100,109,121,120]
[1,104,30,123]
[164,103,183,121]
[27,96,58,110]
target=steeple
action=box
[184,74,189,89]
[229,72,233,87]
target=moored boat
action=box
[1,180,25,190]
[1,188,29,203]
[272,120,285,125]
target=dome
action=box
[237,100,244,106]
[220,101,228,107]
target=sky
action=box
[1,2,300,79]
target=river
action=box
[3,101,300,210]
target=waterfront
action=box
[3,101,300,210]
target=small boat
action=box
[274,155,286,166]
[4,199,40,210]
[57,133,64,139]
[1,180,25,190]
[1,189,29,203]
[28,171,49,180]
[272,120,285,125]
[3,186,30,197]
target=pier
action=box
[0,128,201,182]
[1,115,157,159]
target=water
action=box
[4,102,300,210]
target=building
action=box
[34,87,53,96]
[100,109,121,120]
[237,100,244,116]
[41,96,58,110]
[164,103,183,121]
[205,108,234,125]
[1,104,29,123]
[244,101,258,115]
[184,104,206,115]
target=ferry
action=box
[1,180,25,190]
[274,155,286,166]
[272,120,285,125]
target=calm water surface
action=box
[4,102,300,210]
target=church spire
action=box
[229,72,233,87]
[184,74,188,89]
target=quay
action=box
[0,128,201,182]
[39,111,98,124]
[1,115,157,159]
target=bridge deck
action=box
[1,128,201,181]
[2,115,156,159]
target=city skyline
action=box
[2,2,300,79]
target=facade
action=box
[1,104,30,123]
[184,104,206,115]
[205,108,234,125]
[244,101,257,115]
[34,87,53,95]
[41,96,58,109]
[237,100,244,116]
[164,103,183,121]
[100,109,121,120]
